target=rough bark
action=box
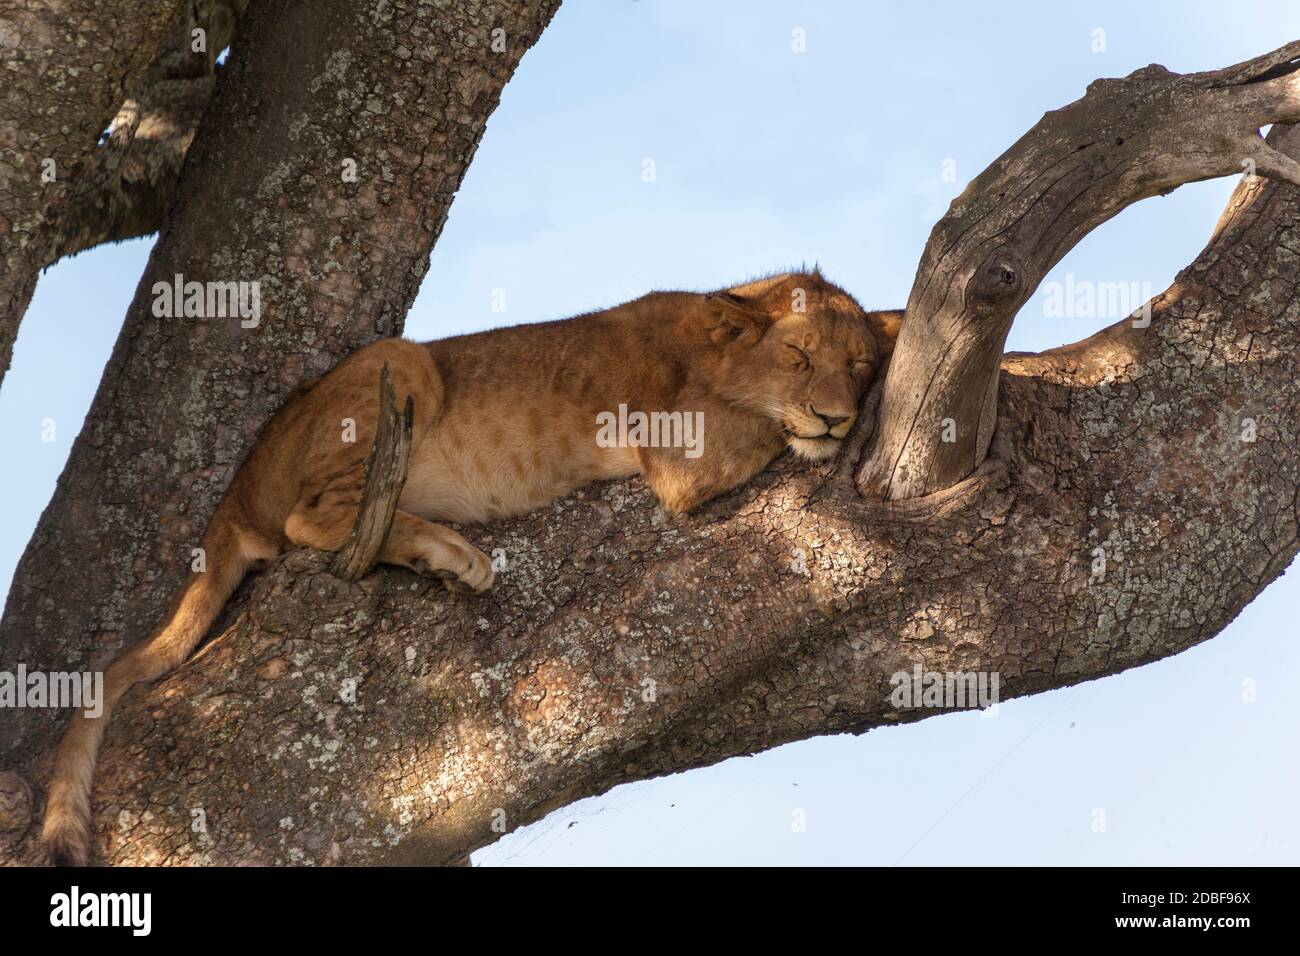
[42,0,249,266]
[3,40,1298,867]
[0,0,562,790]
[0,0,186,386]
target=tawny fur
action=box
[42,270,900,866]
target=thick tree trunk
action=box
[0,0,186,386]
[3,40,1298,865]
[0,0,561,827]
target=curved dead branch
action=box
[330,363,416,582]
[859,40,1300,500]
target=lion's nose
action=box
[812,408,851,430]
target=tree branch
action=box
[858,40,1300,500]
[0,0,188,388]
[42,1,248,265]
[330,363,415,582]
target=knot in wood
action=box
[966,255,1024,314]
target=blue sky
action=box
[5,0,1298,864]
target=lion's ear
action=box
[703,291,774,345]
[865,309,903,358]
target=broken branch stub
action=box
[857,40,1300,501]
[330,361,415,582]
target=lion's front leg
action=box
[636,418,783,515]
[638,448,727,515]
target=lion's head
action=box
[697,270,901,461]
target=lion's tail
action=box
[42,512,265,866]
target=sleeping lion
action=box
[43,268,901,865]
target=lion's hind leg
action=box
[285,494,493,593]
[379,512,494,593]
[281,339,491,592]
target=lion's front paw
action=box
[431,545,494,594]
